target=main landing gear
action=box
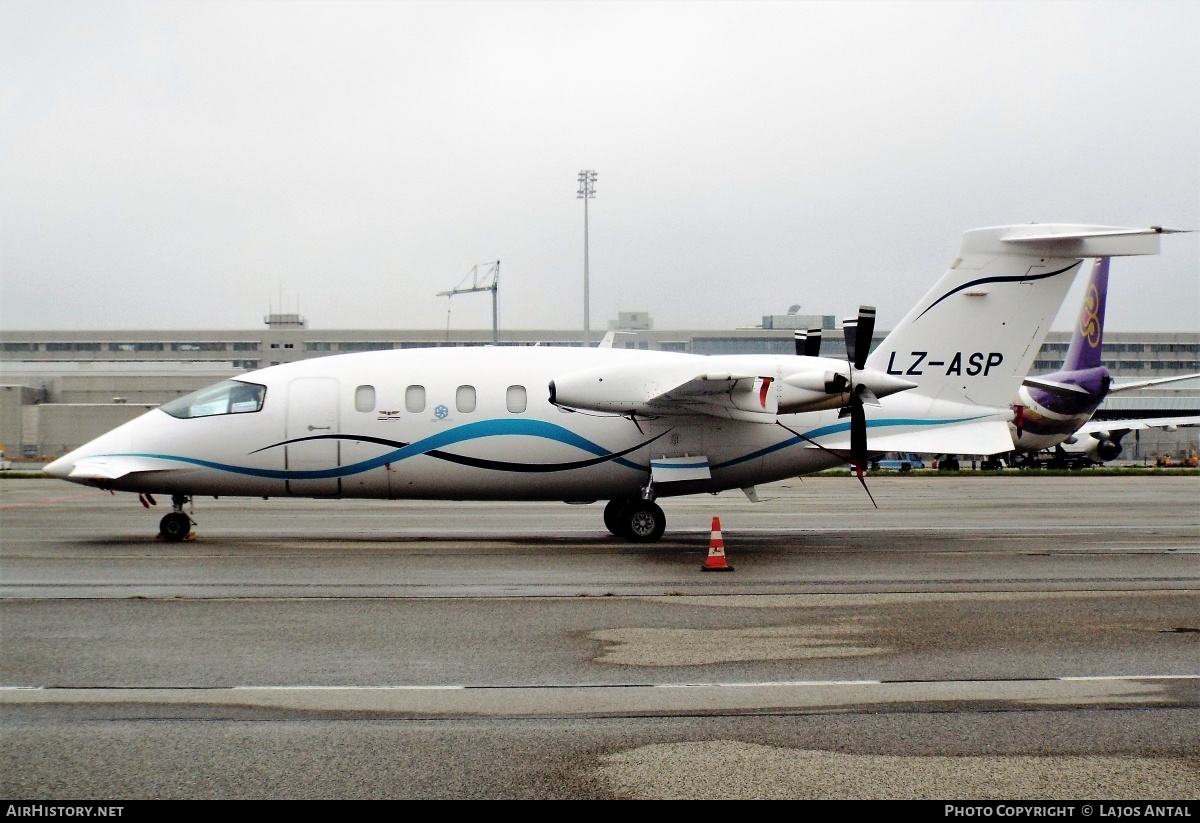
[603,492,666,543]
[158,494,195,542]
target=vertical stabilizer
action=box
[865,224,1174,410]
[1061,257,1109,371]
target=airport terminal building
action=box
[3,311,1198,464]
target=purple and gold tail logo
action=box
[1078,284,1102,349]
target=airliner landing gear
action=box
[603,496,666,543]
[159,494,194,542]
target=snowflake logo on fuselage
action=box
[434,404,449,420]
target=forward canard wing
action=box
[63,455,198,483]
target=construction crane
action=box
[438,261,500,345]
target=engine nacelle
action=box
[1094,438,1123,462]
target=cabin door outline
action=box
[285,378,341,496]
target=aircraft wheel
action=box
[159,512,191,542]
[622,500,666,544]
[603,498,633,537]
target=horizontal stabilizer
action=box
[1021,376,1093,398]
[1108,372,1200,394]
[965,224,1189,258]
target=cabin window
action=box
[405,385,426,413]
[506,385,527,413]
[456,385,476,413]
[160,380,266,419]
[355,385,376,413]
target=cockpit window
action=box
[160,379,267,419]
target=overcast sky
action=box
[2,0,1197,337]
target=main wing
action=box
[1074,414,1200,438]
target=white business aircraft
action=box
[44,223,1183,542]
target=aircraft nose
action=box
[43,454,74,479]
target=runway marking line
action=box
[3,674,1197,693]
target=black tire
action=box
[620,500,666,543]
[603,498,633,537]
[159,511,191,542]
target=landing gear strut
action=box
[159,494,194,542]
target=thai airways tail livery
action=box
[44,223,1184,542]
[1010,256,1200,460]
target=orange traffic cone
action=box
[702,516,734,572]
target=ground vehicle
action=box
[867,453,926,472]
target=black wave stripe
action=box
[423,437,653,473]
[915,261,1080,321]
[248,433,408,455]
[247,430,667,472]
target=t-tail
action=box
[866,225,1180,413]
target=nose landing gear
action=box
[158,494,195,542]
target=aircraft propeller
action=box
[841,306,878,506]
[777,305,881,508]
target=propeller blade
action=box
[795,328,824,357]
[856,384,881,407]
[853,305,876,370]
[842,317,859,367]
[850,394,868,464]
[804,328,821,357]
[773,419,876,508]
[849,394,878,508]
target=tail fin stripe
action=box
[914,262,1080,321]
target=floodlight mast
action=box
[437,261,500,345]
[577,170,597,347]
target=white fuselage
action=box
[47,347,883,501]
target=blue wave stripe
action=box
[94,419,657,481]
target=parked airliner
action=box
[44,223,1183,542]
[1006,256,1200,467]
